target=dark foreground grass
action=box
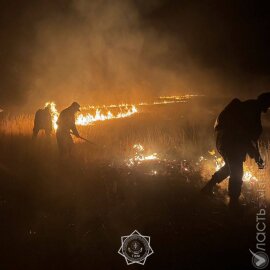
[0,98,269,270]
[0,134,266,270]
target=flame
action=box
[45,102,59,130]
[45,95,200,130]
[208,149,259,182]
[159,94,200,100]
[126,144,159,167]
[80,95,200,110]
[155,94,203,104]
[75,105,138,126]
[74,95,200,126]
[243,170,258,182]
[44,102,138,130]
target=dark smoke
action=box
[0,0,270,111]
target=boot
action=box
[228,178,243,211]
[228,197,246,214]
[201,179,216,196]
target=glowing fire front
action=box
[45,95,202,130]
[45,102,59,130]
[76,105,138,126]
[45,102,138,130]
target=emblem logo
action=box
[250,250,269,269]
[118,230,154,265]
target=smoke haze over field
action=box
[0,0,270,110]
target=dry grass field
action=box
[0,96,269,269]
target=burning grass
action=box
[1,96,269,270]
[0,95,197,134]
[0,96,269,202]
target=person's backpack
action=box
[214,98,242,131]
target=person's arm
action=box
[253,115,264,168]
[71,122,80,137]
[246,104,264,168]
[254,141,264,168]
[248,140,264,169]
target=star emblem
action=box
[118,230,154,265]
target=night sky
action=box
[0,0,270,108]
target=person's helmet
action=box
[71,101,81,112]
[257,92,270,112]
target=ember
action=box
[126,144,159,167]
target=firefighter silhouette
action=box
[201,92,270,207]
[56,102,81,157]
[32,104,52,138]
